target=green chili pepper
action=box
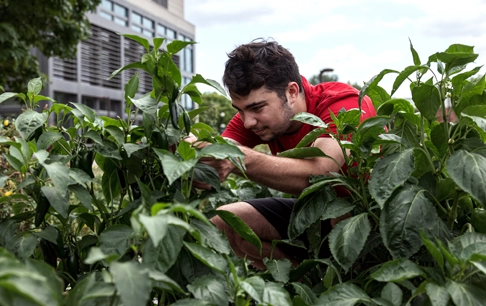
[40,239,58,268]
[79,149,94,178]
[169,85,180,129]
[471,208,486,234]
[458,196,474,215]
[183,110,191,135]
[33,185,50,228]
[66,250,79,281]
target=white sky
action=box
[184,0,486,99]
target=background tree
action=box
[198,92,236,133]
[0,0,101,92]
[307,73,362,90]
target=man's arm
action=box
[233,137,345,195]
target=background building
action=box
[2,0,195,118]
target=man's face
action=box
[231,86,298,141]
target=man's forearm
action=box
[234,146,343,195]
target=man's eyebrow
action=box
[232,100,266,111]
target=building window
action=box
[131,11,154,38]
[181,77,194,110]
[152,0,168,8]
[156,24,166,36]
[99,0,128,27]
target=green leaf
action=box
[41,186,69,218]
[101,166,121,204]
[409,39,421,66]
[264,258,292,283]
[190,219,231,255]
[289,186,336,239]
[278,147,327,159]
[240,276,265,304]
[392,65,430,96]
[68,184,93,210]
[65,272,116,306]
[359,69,398,107]
[129,93,158,115]
[105,125,125,145]
[446,280,486,306]
[27,77,43,95]
[462,105,486,134]
[292,282,317,305]
[94,139,122,160]
[381,282,403,306]
[110,61,147,80]
[295,127,329,148]
[143,225,186,272]
[329,213,371,272]
[292,112,327,128]
[15,111,47,140]
[167,40,195,55]
[412,83,441,122]
[99,224,133,255]
[124,72,139,99]
[426,282,450,306]
[213,210,262,255]
[183,242,227,274]
[189,74,227,96]
[199,142,245,160]
[262,282,292,306]
[70,102,96,123]
[353,116,389,155]
[192,162,220,191]
[380,184,439,259]
[7,234,38,259]
[369,149,414,208]
[447,150,486,206]
[315,283,372,306]
[83,130,103,145]
[110,261,151,306]
[153,148,198,185]
[139,214,168,247]
[69,168,94,187]
[187,274,228,306]
[0,92,20,104]
[123,143,148,158]
[122,34,150,52]
[421,232,444,272]
[371,258,424,282]
[36,131,62,151]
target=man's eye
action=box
[252,106,263,111]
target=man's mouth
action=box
[253,128,265,135]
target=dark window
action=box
[153,0,168,8]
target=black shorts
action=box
[245,197,332,260]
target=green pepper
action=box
[79,149,94,178]
[33,185,50,228]
[458,196,474,215]
[183,110,191,135]
[66,250,79,281]
[40,239,58,268]
[169,85,180,129]
[471,208,486,234]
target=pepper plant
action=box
[2,36,486,306]
[278,42,486,305]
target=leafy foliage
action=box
[1,36,486,306]
[0,0,101,92]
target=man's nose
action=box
[242,113,257,129]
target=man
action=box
[197,39,376,269]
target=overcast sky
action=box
[184,0,486,98]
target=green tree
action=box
[0,0,101,92]
[198,92,236,133]
[308,73,363,90]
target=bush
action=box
[1,36,486,305]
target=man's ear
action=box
[287,82,300,103]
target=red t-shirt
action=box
[222,77,376,155]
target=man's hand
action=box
[184,134,237,190]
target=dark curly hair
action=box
[222,38,303,101]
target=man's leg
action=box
[210,201,300,269]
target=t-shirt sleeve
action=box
[221,114,263,148]
[314,89,376,137]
